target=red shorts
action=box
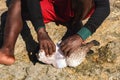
[40,0,94,23]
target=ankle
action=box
[1,47,14,54]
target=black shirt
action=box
[27,0,110,33]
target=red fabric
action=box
[84,6,95,19]
[40,0,94,23]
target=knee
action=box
[8,0,22,11]
[11,0,21,7]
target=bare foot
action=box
[0,48,15,65]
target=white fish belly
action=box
[37,42,87,68]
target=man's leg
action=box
[0,0,12,48]
[0,0,23,65]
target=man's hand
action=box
[60,34,84,57]
[37,28,56,56]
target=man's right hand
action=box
[37,28,56,56]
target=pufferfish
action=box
[36,40,100,68]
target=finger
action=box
[61,45,69,57]
[61,44,67,52]
[40,44,44,50]
[51,42,56,52]
[82,41,86,45]
[67,48,75,57]
[61,46,69,57]
[63,47,71,57]
[43,43,49,56]
[60,41,66,47]
[47,42,53,56]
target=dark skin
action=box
[0,0,55,65]
[0,0,22,65]
[37,28,56,56]
[60,34,84,57]
[38,28,84,57]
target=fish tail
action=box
[85,40,100,49]
[91,40,100,46]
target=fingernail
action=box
[46,55,49,57]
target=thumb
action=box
[82,40,86,45]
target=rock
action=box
[114,0,120,9]
[0,0,120,80]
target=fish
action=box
[36,40,100,68]
[66,40,100,67]
[37,43,67,68]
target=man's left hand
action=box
[60,34,84,57]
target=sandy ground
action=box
[0,0,120,80]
